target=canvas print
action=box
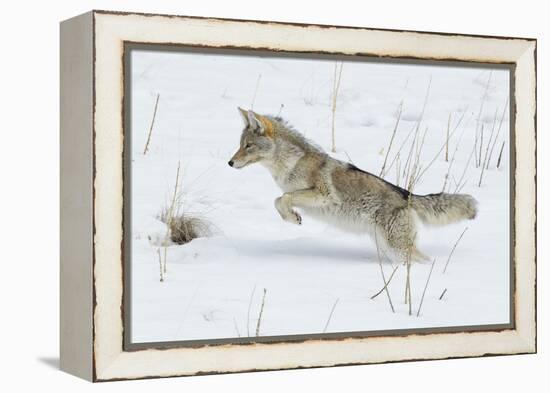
[126,46,511,345]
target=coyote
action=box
[229,108,477,262]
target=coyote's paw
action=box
[287,210,302,225]
[279,209,302,225]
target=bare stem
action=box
[487,98,509,169]
[380,101,403,177]
[417,259,437,317]
[443,227,469,273]
[246,284,257,337]
[255,288,267,337]
[323,298,340,333]
[415,110,469,185]
[479,107,499,187]
[251,74,262,109]
[233,317,241,337]
[497,141,506,169]
[157,248,164,282]
[371,265,399,299]
[331,61,344,153]
[374,228,395,313]
[454,143,476,193]
[162,161,181,274]
[439,288,448,300]
[143,93,160,155]
[474,71,492,167]
[445,113,451,162]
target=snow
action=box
[129,48,510,344]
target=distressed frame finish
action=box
[60,10,537,382]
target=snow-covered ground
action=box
[129,49,510,344]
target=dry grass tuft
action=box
[162,212,212,245]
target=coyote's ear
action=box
[247,110,274,138]
[246,110,262,132]
[237,107,249,126]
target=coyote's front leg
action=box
[274,189,328,225]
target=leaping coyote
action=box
[229,108,477,262]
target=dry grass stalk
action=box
[374,228,395,313]
[384,124,416,178]
[415,110,469,185]
[157,248,164,282]
[323,298,340,333]
[255,288,267,337]
[401,78,431,188]
[474,72,492,167]
[233,317,241,338]
[402,125,422,190]
[406,127,429,191]
[160,161,182,274]
[497,141,506,169]
[405,259,412,314]
[416,259,436,317]
[250,74,262,109]
[478,124,484,169]
[442,118,470,192]
[371,265,399,300]
[380,101,403,177]
[478,107,499,187]
[454,143,476,193]
[143,93,160,155]
[404,202,415,315]
[395,153,401,187]
[246,285,257,337]
[443,227,469,273]
[276,103,284,117]
[445,113,451,162]
[487,99,509,169]
[331,61,344,153]
[166,214,212,245]
[439,288,448,300]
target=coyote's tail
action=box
[411,193,478,226]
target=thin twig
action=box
[415,110,469,184]
[371,265,399,299]
[439,288,448,300]
[497,141,506,169]
[443,227,469,273]
[251,74,262,109]
[162,161,181,274]
[157,248,164,282]
[475,72,492,167]
[454,143,476,193]
[246,284,257,337]
[323,298,340,333]
[479,107,499,187]
[442,117,471,192]
[374,228,395,313]
[445,113,451,162]
[380,101,403,177]
[331,61,344,153]
[255,288,267,337]
[417,259,437,317]
[488,99,509,169]
[233,317,241,337]
[143,93,160,155]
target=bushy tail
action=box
[411,193,478,226]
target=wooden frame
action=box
[60,10,536,382]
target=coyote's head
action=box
[228,108,276,169]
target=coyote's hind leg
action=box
[383,207,429,263]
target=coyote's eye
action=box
[244,142,253,150]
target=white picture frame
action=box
[60,10,536,381]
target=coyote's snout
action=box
[229,107,478,262]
